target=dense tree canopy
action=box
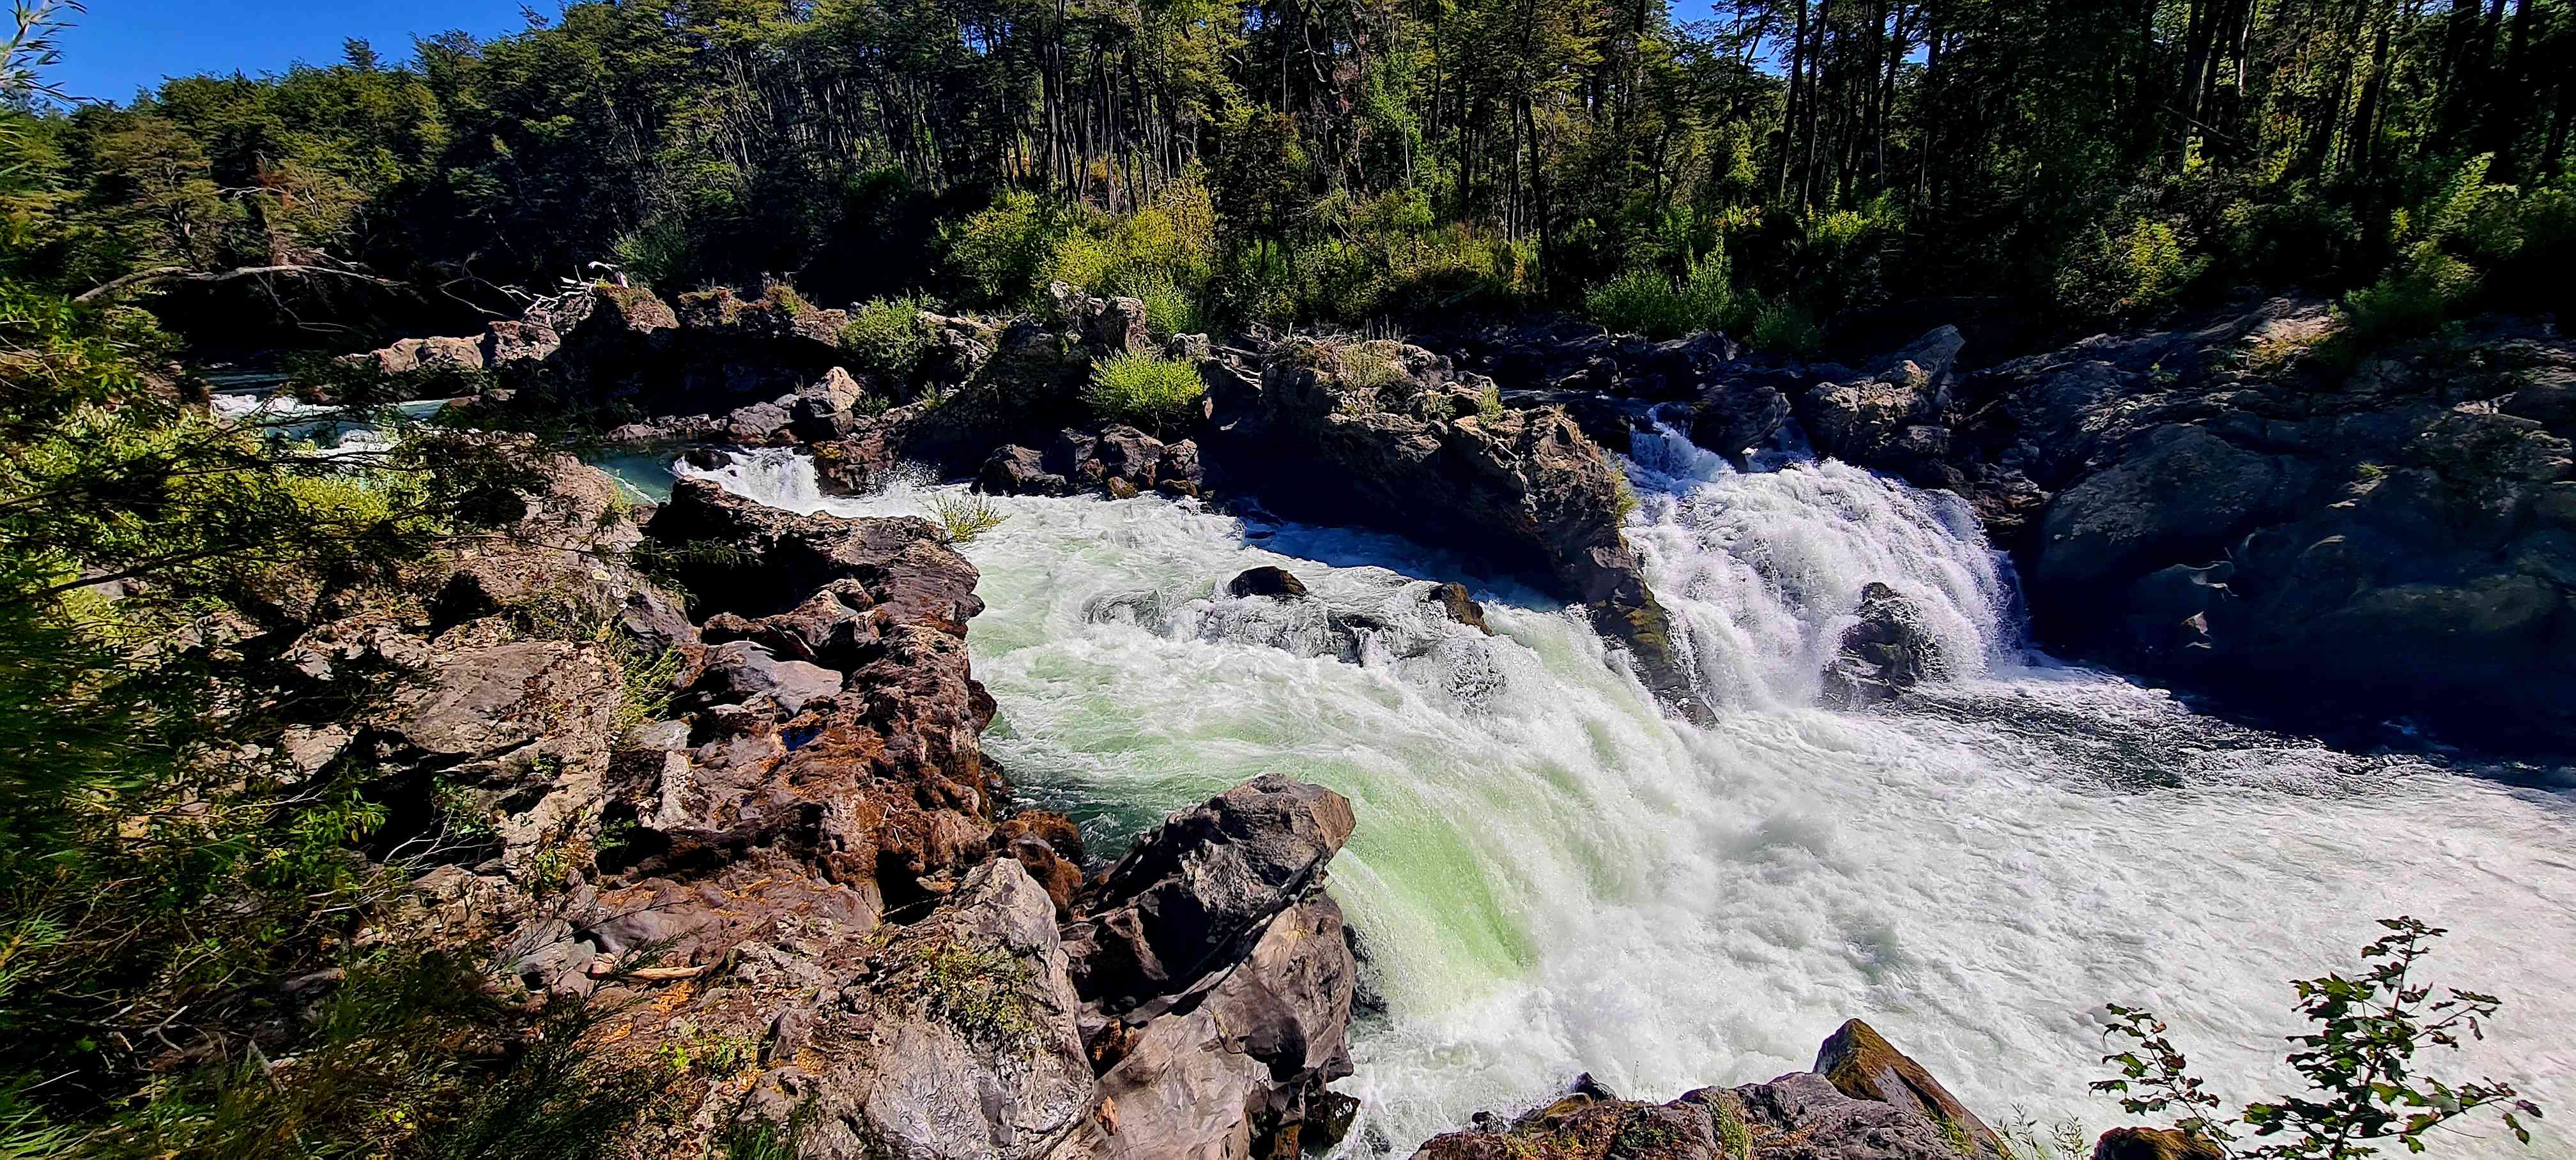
[7,0,2574,349]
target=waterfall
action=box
[627,446,2575,1159]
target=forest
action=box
[7,0,2576,353]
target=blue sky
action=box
[52,1,538,104]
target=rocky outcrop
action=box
[974,426,1206,501]
[1931,300,2576,747]
[1059,777,1360,1159]
[1204,337,1709,723]
[263,450,1357,1158]
[1409,1022,1982,1160]
[2091,1128,2227,1160]
[1818,584,1937,708]
[1811,1018,1994,1151]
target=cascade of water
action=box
[1621,417,2013,710]
[604,447,2575,1159]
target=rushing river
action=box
[620,435,2575,1157]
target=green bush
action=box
[944,191,1075,307]
[840,294,933,384]
[1749,297,1822,355]
[1129,275,1205,339]
[2055,215,2211,321]
[1084,351,1205,435]
[1585,248,1735,340]
[923,491,1008,544]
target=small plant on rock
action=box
[923,491,1008,546]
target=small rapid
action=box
[655,445,2575,1157]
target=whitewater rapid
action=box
[648,443,2575,1157]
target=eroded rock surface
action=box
[1409,1023,1980,1160]
[259,449,1357,1158]
[1204,337,1708,722]
[1936,301,2576,746]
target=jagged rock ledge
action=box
[284,455,1356,1157]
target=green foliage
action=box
[839,294,933,386]
[1585,247,1735,339]
[1084,350,1205,436]
[1749,298,1821,356]
[946,192,1077,309]
[908,937,1038,1048]
[2093,917,2542,1159]
[922,491,1008,546]
[2056,216,2212,321]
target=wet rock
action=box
[1156,439,1204,495]
[1208,337,1707,723]
[1820,584,1936,708]
[1066,775,1355,1008]
[1094,425,1165,489]
[1229,566,1310,600]
[1686,379,1792,464]
[1425,582,1491,634]
[977,444,1073,496]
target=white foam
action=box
[647,448,2576,1158]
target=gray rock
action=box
[690,641,843,715]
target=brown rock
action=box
[1814,1018,1996,1153]
[1425,582,1491,633]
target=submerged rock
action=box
[1425,581,1491,634]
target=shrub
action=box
[2092,917,2542,1158]
[2055,215,2211,321]
[1129,275,1204,339]
[923,491,1007,545]
[944,190,1074,307]
[1749,297,1822,355]
[1584,248,1735,340]
[840,294,933,384]
[1084,350,1205,435]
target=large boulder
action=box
[1057,777,1361,1160]
[1065,775,1355,1007]
[1938,300,2576,747]
[1206,338,1709,723]
[1819,584,1938,708]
